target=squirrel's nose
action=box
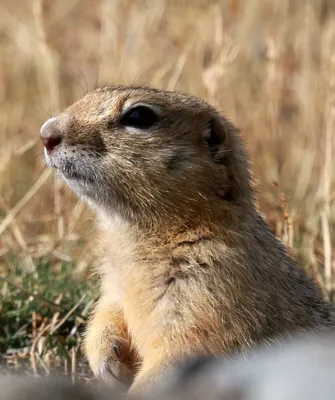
[40,117,62,152]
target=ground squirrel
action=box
[40,85,333,393]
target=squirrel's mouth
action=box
[60,168,92,182]
[59,161,98,184]
[44,148,96,183]
[43,146,112,206]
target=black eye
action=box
[120,105,159,129]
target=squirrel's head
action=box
[40,85,253,227]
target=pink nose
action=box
[40,117,62,152]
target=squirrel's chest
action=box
[103,244,172,299]
[121,257,176,353]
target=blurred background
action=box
[0,0,334,378]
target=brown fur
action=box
[40,85,334,394]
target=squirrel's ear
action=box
[202,118,228,162]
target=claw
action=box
[95,338,137,388]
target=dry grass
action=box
[0,0,335,380]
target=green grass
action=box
[0,260,97,380]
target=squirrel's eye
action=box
[120,105,159,129]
